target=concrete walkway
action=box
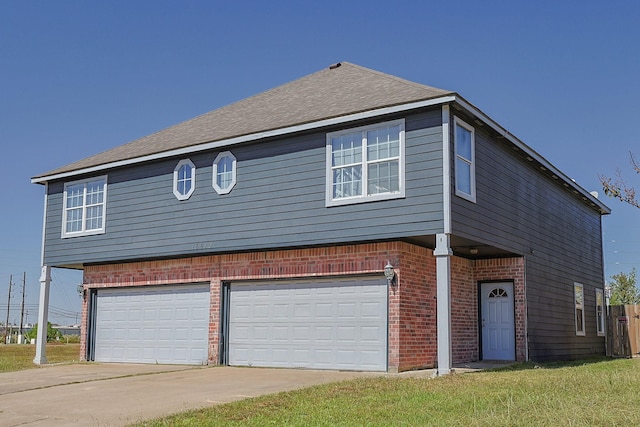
[0,364,371,426]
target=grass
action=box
[134,358,640,426]
[0,343,81,372]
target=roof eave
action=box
[31,94,457,184]
[452,95,611,215]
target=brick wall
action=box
[78,243,526,370]
[451,256,478,363]
[81,242,440,371]
[395,245,437,370]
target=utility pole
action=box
[4,275,12,344]
[19,272,26,344]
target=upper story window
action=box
[62,176,107,238]
[454,117,476,202]
[326,119,405,207]
[173,159,196,200]
[575,283,585,336]
[212,151,237,194]
[596,288,605,336]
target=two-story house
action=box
[31,62,610,374]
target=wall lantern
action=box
[77,284,86,299]
[384,262,396,286]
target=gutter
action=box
[31,92,610,216]
[31,95,457,184]
[453,95,611,215]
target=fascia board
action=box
[31,95,457,184]
[453,96,611,215]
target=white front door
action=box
[481,282,515,361]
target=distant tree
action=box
[25,322,63,342]
[608,268,640,305]
[599,151,640,208]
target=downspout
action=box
[33,183,51,365]
[435,105,453,375]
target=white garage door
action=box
[228,277,387,371]
[94,284,210,365]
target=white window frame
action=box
[325,119,405,207]
[575,283,586,336]
[596,288,605,336]
[62,175,107,238]
[173,159,196,201]
[453,116,476,203]
[212,151,237,195]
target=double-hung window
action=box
[454,117,476,202]
[326,119,405,206]
[575,283,585,336]
[62,176,107,238]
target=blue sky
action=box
[1,1,639,325]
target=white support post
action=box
[33,265,51,365]
[434,233,453,376]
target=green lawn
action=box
[0,343,81,372]
[134,358,640,426]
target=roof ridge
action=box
[338,61,452,93]
[33,62,455,180]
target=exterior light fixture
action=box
[384,262,396,286]
[469,248,479,255]
[77,284,86,299]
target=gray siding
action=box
[43,109,445,267]
[451,121,605,361]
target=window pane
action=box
[456,125,472,160]
[455,158,472,194]
[177,164,192,195]
[179,164,192,180]
[66,184,84,209]
[216,156,234,190]
[85,205,103,230]
[575,285,583,306]
[576,308,584,332]
[332,133,362,167]
[367,126,399,161]
[86,181,104,205]
[368,160,399,195]
[333,166,361,198]
[66,208,83,233]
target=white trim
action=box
[212,151,237,195]
[574,282,586,336]
[40,183,48,266]
[454,96,610,214]
[173,159,196,200]
[441,106,452,234]
[61,175,108,238]
[325,119,405,207]
[453,116,476,203]
[33,265,51,365]
[434,233,453,376]
[30,92,610,216]
[31,96,456,184]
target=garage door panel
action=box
[94,284,210,365]
[229,277,387,371]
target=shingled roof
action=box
[33,62,454,181]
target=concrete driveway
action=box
[0,363,372,426]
